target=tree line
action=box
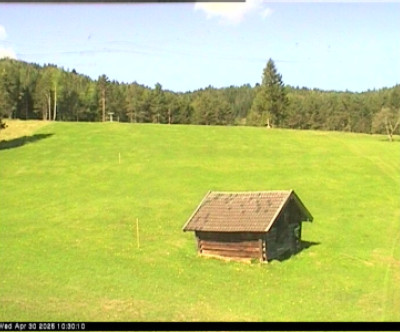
[0,58,399,139]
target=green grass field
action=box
[1,120,399,321]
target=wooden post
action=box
[136,218,140,249]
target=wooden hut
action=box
[182,190,313,262]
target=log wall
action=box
[195,231,267,261]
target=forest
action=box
[0,57,399,138]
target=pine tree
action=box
[248,58,288,127]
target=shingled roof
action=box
[182,190,313,233]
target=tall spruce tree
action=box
[248,58,288,127]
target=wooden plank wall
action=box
[198,239,263,260]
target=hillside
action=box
[1,58,400,135]
[1,121,399,321]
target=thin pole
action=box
[136,218,140,249]
[118,152,121,164]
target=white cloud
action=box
[0,25,7,40]
[194,0,272,25]
[0,25,16,59]
[0,47,17,59]
[260,8,273,19]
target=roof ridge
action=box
[209,190,293,194]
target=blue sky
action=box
[0,2,399,93]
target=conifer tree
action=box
[248,58,288,127]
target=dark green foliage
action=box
[191,87,233,125]
[0,59,21,119]
[107,81,127,122]
[0,58,399,137]
[248,59,288,127]
[150,83,167,123]
[97,74,109,122]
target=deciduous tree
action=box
[97,75,109,122]
[372,107,400,141]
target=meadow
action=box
[1,120,399,321]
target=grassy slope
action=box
[1,121,399,321]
